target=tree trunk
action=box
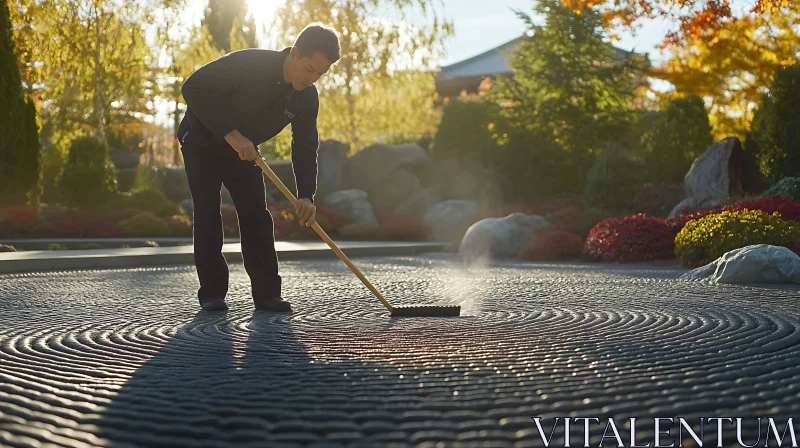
[94,1,104,137]
[173,80,181,164]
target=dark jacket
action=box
[178,47,319,202]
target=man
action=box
[177,24,340,312]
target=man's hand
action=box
[224,129,259,162]
[295,198,316,227]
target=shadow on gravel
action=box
[90,311,467,447]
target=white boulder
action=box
[681,244,800,284]
[458,213,549,260]
[423,200,480,242]
[321,190,378,225]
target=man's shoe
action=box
[254,296,292,312]
[200,297,228,311]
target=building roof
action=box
[435,35,643,97]
[437,36,523,82]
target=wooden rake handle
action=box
[254,152,394,312]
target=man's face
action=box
[290,48,332,91]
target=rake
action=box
[255,152,460,317]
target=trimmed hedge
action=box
[519,228,583,261]
[675,209,800,267]
[583,214,676,262]
[117,212,171,237]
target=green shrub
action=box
[0,0,42,206]
[133,165,162,192]
[750,65,800,183]
[762,177,800,202]
[165,215,193,237]
[431,98,500,199]
[155,166,191,203]
[134,165,191,203]
[641,95,713,184]
[117,212,171,237]
[742,132,768,194]
[675,209,800,267]
[433,98,497,163]
[56,136,118,208]
[584,142,644,213]
[48,243,67,251]
[121,187,181,217]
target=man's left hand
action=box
[295,198,316,227]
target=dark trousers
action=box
[180,133,281,302]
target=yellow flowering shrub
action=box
[674,209,800,267]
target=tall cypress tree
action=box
[0,0,41,206]
[202,0,257,52]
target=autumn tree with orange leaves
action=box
[566,0,798,138]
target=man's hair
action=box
[294,23,340,64]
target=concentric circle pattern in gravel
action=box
[1,254,799,447]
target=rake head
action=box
[390,305,461,317]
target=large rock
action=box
[180,199,193,216]
[366,169,423,211]
[321,189,378,225]
[317,139,350,194]
[393,188,442,217]
[681,244,800,284]
[458,213,549,260]
[424,200,480,242]
[338,222,380,238]
[668,137,743,218]
[342,143,432,192]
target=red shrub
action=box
[267,203,299,239]
[583,214,676,262]
[665,208,718,234]
[0,204,47,237]
[666,195,800,234]
[46,211,118,238]
[520,228,584,261]
[1,204,38,223]
[725,196,800,221]
[545,206,581,230]
[376,211,430,241]
[315,204,348,229]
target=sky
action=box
[153,0,738,126]
[235,0,676,65]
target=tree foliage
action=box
[10,0,162,141]
[273,0,453,150]
[641,95,713,184]
[749,65,800,183]
[563,0,792,47]
[488,0,645,197]
[56,135,117,208]
[651,5,800,138]
[1,0,41,206]
[202,0,256,52]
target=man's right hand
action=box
[224,129,259,162]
